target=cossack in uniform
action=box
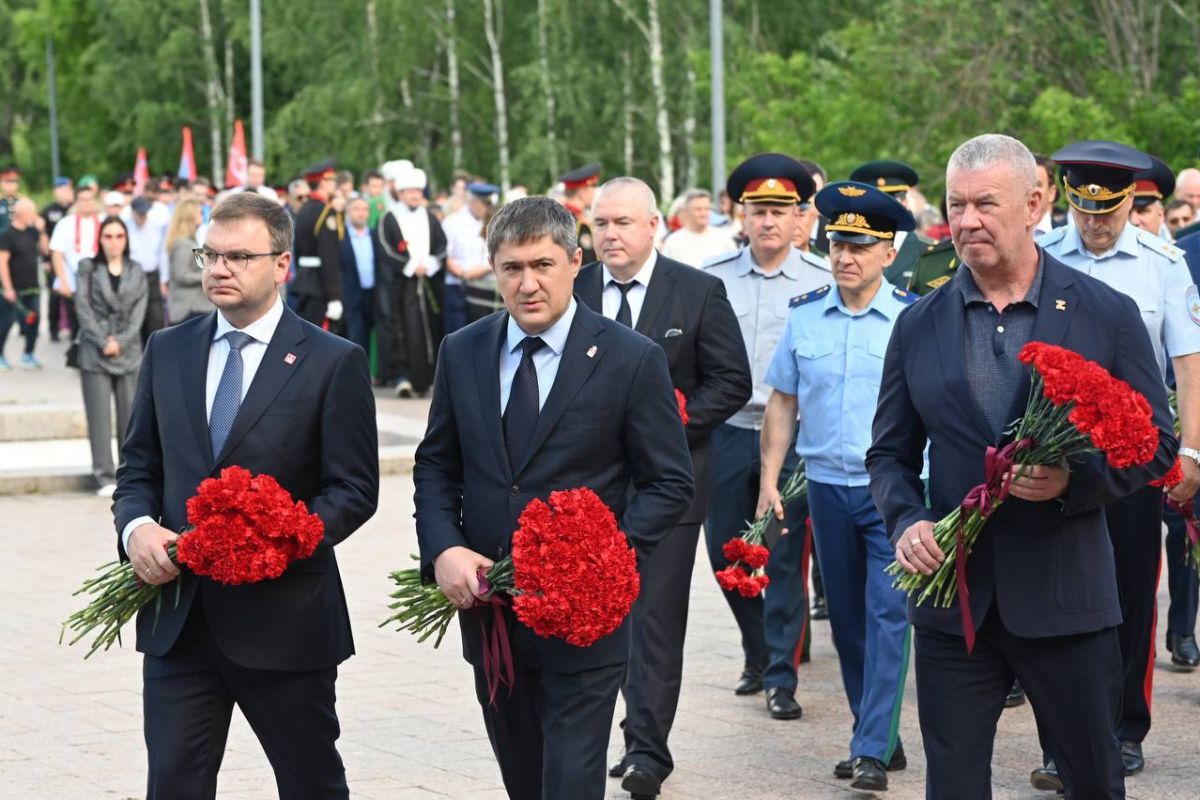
[560,163,600,264]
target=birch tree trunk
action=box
[483,0,511,194]
[537,0,559,180]
[224,36,235,135]
[622,47,634,175]
[646,0,673,202]
[683,54,698,191]
[400,75,432,168]
[365,0,386,165]
[445,0,464,173]
[198,0,226,185]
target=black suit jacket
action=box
[113,306,379,670]
[575,256,751,522]
[866,252,1176,639]
[413,300,695,672]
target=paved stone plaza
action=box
[2,344,1200,798]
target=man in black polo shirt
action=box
[0,198,46,370]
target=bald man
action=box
[0,198,47,369]
[1177,168,1200,212]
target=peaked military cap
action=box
[848,160,919,195]
[1132,155,1175,208]
[726,153,815,206]
[0,166,20,179]
[302,159,338,183]
[1051,141,1151,214]
[467,182,500,198]
[815,181,915,245]
[559,163,601,190]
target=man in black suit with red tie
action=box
[574,177,751,799]
[867,134,1176,799]
[113,193,379,800]
[413,197,694,800]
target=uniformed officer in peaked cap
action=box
[849,160,931,287]
[1130,155,1176,240]
[559,163,601,263]
[701,153,829,722]
[761,181,916,791]
[1035,139,1200,787]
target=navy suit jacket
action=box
[113,306,380,670]
[413,300,695,672]
[867,251,1176,639]
[575,255,752,523]
[339,227,384,310]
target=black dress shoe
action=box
[811,594,829,620]
[1168,633,1200,669]
[1121,740,1144,776]
[835,743,906,779]
[1005,679,1026,708]
[608,757,627,778]
[1030,759,1064,792]
[765,687,802,720]
[620,765,662,799]
[849,757,888,791]
[734,665,765,695]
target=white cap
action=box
[103,191,125,207]
[381,159,414,183]
[393,166,428,191]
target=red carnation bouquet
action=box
[384,487,640,649]
[1153,454,1200,574]
[62,466,324,658]
[675,389,689,425]
[715,466,808,598]
[886,342,1162,648]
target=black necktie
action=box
[504,336,546,469]
[611,280,637,327]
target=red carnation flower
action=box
[675,389,689,426]
[1152,458,1184,489]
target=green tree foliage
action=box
[4,0,1200,200]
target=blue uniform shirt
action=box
[765,282,913,486]
[1039,223,1200,380]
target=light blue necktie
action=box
[209,331,255,460]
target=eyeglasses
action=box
[193,247,282,273]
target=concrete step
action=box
[0,404,87,442]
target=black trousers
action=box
[620,521,701,780]
[916,608,1124,799]
[1164,501,1198,640]
[1105,485,1164,743]
[472,650,623,800]
[294,294,327,327]
[141,269,165,341]
[376,273,443,392]
[143,599,347,800]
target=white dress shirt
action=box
[601,250,658,327]
[122,296,285,552]
[499,299,577,414]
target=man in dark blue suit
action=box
[113,193,380,799]
[413,196,694,800]
[867,134,1176,799]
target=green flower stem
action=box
[381,556,516,648]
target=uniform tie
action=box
[209,331,255,460]
[611,280,638,327]
[504,336,546,470]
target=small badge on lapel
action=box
[586,345,598,359]
[284,353,297,365]
[1054,299,1067,311]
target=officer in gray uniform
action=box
[701,153,830,720]
[1033,140,1200,788]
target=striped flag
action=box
[225,119,248,189]
[133,147,150,196]
[177,126,197,181]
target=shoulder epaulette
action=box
[799,248,831,270]
[921,238,956,255]
[789,284,831,308]
[1136,228,1184,261]
[1036,226,1067,247]
[701,249,742,269]
[892,287,917,305]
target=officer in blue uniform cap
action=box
[1037,139,1200,787]
[759,180,917,791]
[701,153,830,721]
[849,160,931,287]
[1129,155,1175,240]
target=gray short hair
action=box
[210,192,294,254]
[947,134,1037,192]
[287,179,308,197]
[682,188,711,206]
[594,177,659,217]
[487,197,577,261]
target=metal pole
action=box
[47,36,61,182]
[709,0,725,193]
[250,0,264,161]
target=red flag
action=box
[177,126,196,182]
[133,147,150,196]
[225,119,248,189]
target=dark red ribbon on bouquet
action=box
[1167,499,1199,549]
[474,570,515,708]
[956,438,1033,654]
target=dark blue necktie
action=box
[504,336,546,470]
[611,280,637,327]
[209,331,255,459]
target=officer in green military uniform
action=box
[907,237,960,295]
[848,160,932,288]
